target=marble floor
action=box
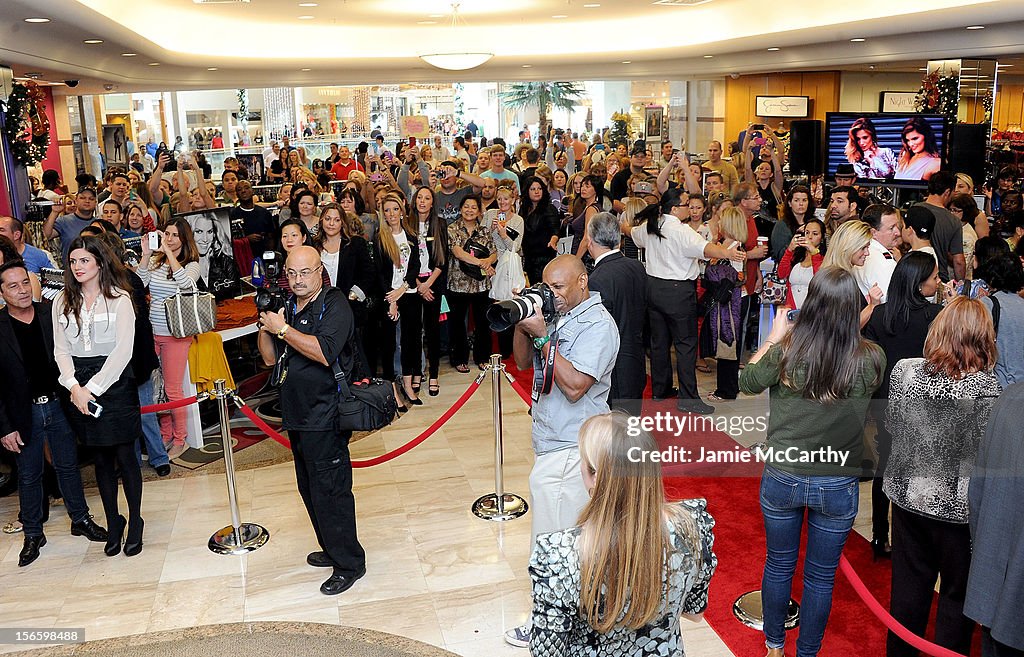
[0,366,876,656]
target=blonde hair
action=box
[577,413,700,634]
[376,193,415,267]
[620,197,649,226]
[822,220,871,272]
[717,207,748,244]
[955,173,974,191]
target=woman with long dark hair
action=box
[275,219,330,294]
[290,188,320,237]
[53,236,145,557]
[409,186,448,397]
[137,218,201,458]
[862,252,945,559]
[740,267,885,657]
[338,186,376,243]
[770,185,816,262]
[521,176,561,286]
[776,218,827,310]
[884,298,1001,657]
[527,413,717,656]
[446,194,496,372]
[571,175,603,259]
[845,117,897,179]
[895,117,941,181]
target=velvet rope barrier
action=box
[232,376,484,468]
[838,555,968,657]
[503,370,534,407]
[140,394,204,414]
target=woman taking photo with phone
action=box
[770,185,816,262]
[740,267,885,657]
[776,218,827,310]
[136,218,201,460]
[54,236,145,557]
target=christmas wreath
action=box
[3,81,51,167]
[914,72,960,124]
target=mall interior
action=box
[1,0,1024,656]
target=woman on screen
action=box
[845,117,897,179]
[895,117,942,182]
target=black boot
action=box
[123,517,144,557]
[19,535,46,567]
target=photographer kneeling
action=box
[257,245,366,596]
[503,254,619,648]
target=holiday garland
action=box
[3,81,51,167]
[914,72,960,124]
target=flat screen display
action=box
[825,113,946,184]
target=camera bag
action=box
[331,362,398,432]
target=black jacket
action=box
[374,229,421,296]
[0,302,62,441]
[587,252,649,401]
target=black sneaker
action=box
[677,399,715,415]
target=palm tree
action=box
[499,82,586,135]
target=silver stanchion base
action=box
[208,523,270,555]
[472,493,528,521]
[733,590,800,631]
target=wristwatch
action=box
[277,324,289,339]
[533,335,551,349]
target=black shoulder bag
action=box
[332,361,398,432]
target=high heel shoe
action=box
[400,384,423,406]
[392,384,409,413]
[104,515,126,557]
[871,538,891,562]
[428,379,440,397]
[123,518,144,557]
[411,375,422,394]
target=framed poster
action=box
[644,106,664,141]
[235,152,265,185]
[175,207,241,299]
[755,96,810,118]
[879,91,918,113]
[102,124,128,168]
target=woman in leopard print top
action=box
[528,413,717,657]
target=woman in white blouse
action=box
[53,236,145,557]
[137,218,201,459]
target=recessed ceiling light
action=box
[121,52,137,57]
[24,18,50,23]
[583,3,600,6]
[148,62,160,66]
[850,38,866,42]
[300,68,311,71]
[966,25,985,29]
[767,47,780,51]
[83,39,103,44]
[622,60,632,64]
[298,2,318,5]
[552,14,568,18]
[417,20,437,24]
[703,55,713,59]
[522,64,532,68]
[207,67,218,71]
[298,15,315,19]
[428,13,444,17]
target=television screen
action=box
[825,113,946,184]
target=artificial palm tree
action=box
[499,82,586,135]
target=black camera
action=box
[486,283,558,332]
[254,251,287,314]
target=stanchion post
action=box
[472,355,528,521]
[733,590,800,631]
[208,379,271,555]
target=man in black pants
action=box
[0,261,107,567]
[257,246,366,595]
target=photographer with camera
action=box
[256,245,366,596]
[503,254,619,649]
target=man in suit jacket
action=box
[586,212,649,415]
[0,261,107,567]
[965,382,1024,657]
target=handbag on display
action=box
[332,362,398,432]
[459,234,490,281]
[761,265,788,306]
[164,290,217,338]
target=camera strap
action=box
[532,328,558,401]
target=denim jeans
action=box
[760,465,859,657]
[18,399,91,536]
[135,378,169,469]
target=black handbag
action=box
[459,234,490,281]
[332,361,398,432]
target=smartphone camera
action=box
[148,232,161,251]
[786,309,800,322]
[87,400,104,418]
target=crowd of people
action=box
[5,121,1024,657]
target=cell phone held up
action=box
[148,232,161,251]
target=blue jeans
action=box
[135,378,169,469]
[760,465,859,657]
[18,400,90,536]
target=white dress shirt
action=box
[629,214,708,280]
[856,238,897,302]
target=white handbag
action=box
[164,290,217,338]
[489,250,526,301]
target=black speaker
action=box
[789,119,823,176]
[948,123,988,188]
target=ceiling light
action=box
[966,25,985,29]
[148,62,160,66]
[703,55,713,59]
[997,63,1014,67]
[552,14,568,18]
[208,67,218,71]
[584,3,601,6]
[300,68,311,71]
[767,47,780,51]
[24,18,50,23]
[421,53,493,70]
[919,68,927,71]
[417,20,437,24]
[850,38,865,42]
[428,13,444,17]
[298,2,318,5]
[622,60,632,64]
[84,39,103,44]
[522,64,532,68]
[298,15,315,19]
[121,52,137,57]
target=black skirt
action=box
[68,355,142,448]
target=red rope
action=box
[506,373,534,407]
[838,555,968,657]
[234,378,483,467]
[140,396,200,414]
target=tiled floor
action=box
[0,366,876,656]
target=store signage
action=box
[879,91,918,113]
[401,115,430,138]
[755,96,809,118]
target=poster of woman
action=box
[645,106,664,141]
[177,207,241,299]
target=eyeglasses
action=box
[744,196,760,201]
[285,265,322,280]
